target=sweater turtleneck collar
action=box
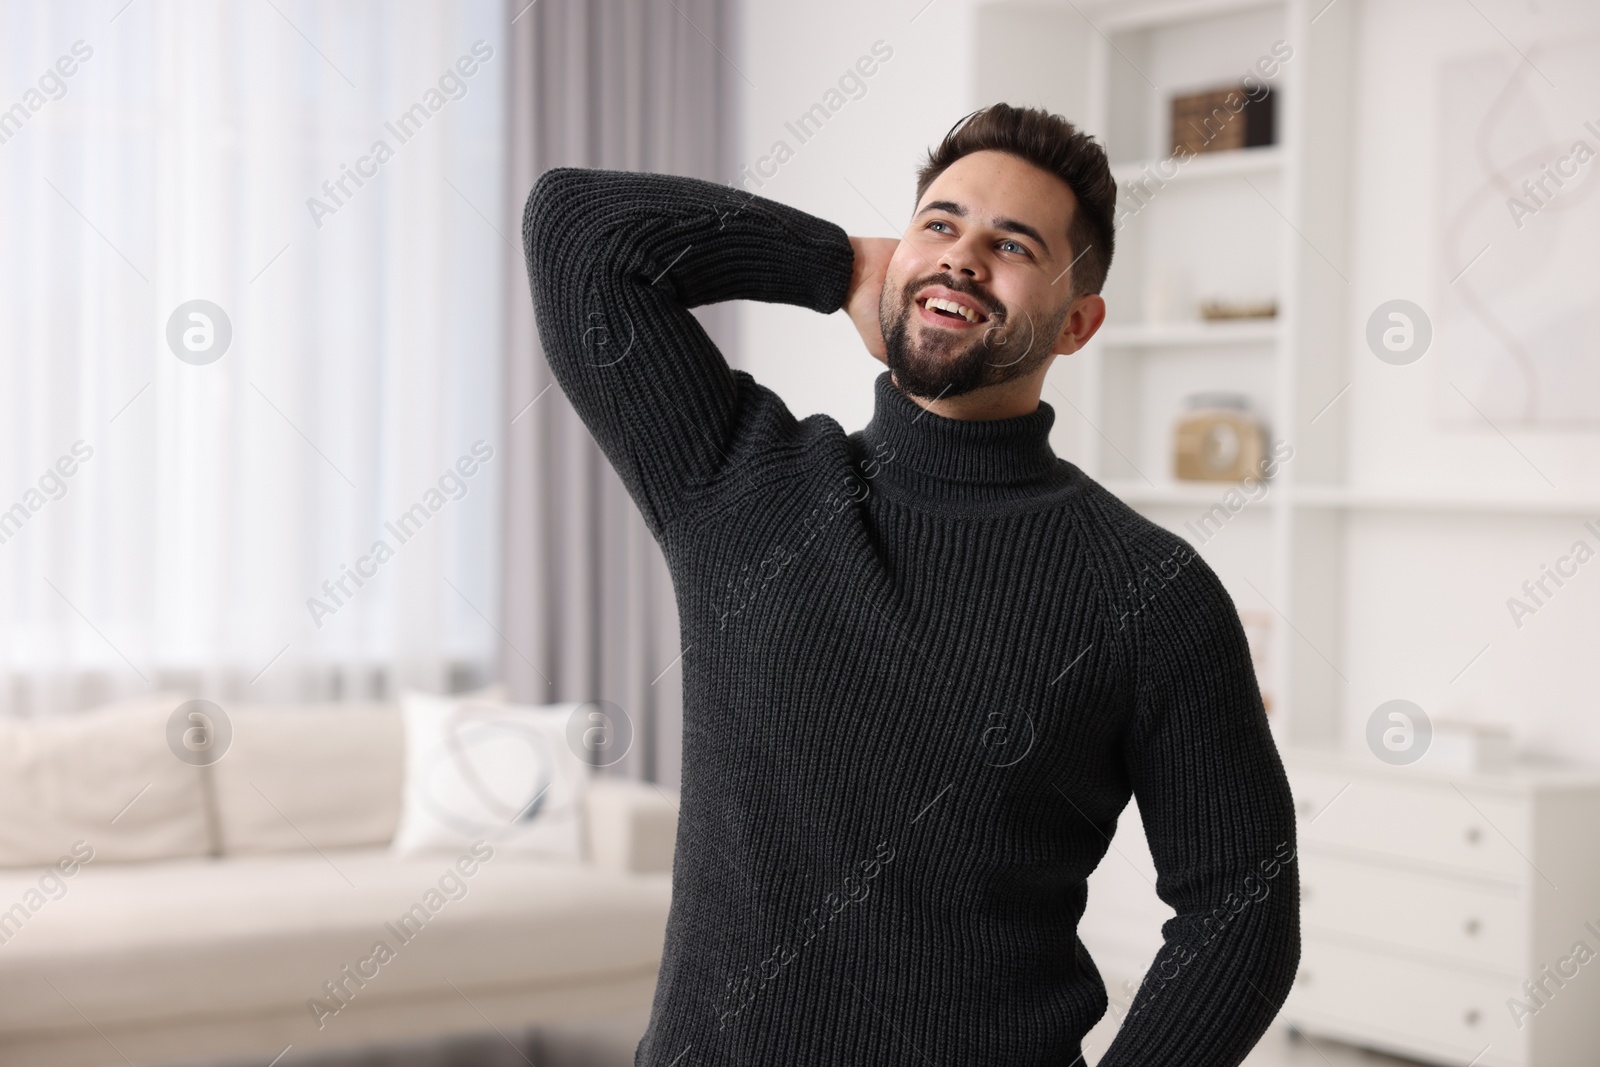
[855,371,1079,509]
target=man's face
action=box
[879,149,1085,401]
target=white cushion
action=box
[209,703,405,854]
[210,685,507,855]
[392,693,589,860]
[0,692,209,867]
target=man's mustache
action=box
[903,274,1005,323]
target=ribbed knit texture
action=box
[522,167,1300,1067]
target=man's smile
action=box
[913,283,993,328]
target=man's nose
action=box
[938,236,986,279]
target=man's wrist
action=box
[844,236,865,312]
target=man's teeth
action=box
[924,296,981,323]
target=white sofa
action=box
[0,694,679,1067]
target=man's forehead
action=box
[918,152,1075,235]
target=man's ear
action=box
[1054,292,1107,356]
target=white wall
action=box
[731,0,1600,766]
[1338,0,1600,764]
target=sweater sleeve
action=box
[1096,536,1301,1067]
[520,167,857,539]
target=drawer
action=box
[1301,851,1527,969]
[1289,766,1531,881]
[1285,937,1525,1066]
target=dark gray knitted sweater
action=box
[521,167,1299,1067]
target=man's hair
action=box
[915,103,1116,298]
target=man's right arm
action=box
[520,167,856,540]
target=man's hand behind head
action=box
[845,236,898,364]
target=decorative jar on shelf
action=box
[1173,392,1267,482]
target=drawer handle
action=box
[1465,1008,1481,1026]
[1464,917,1481,936]
[1465,826,1483,845]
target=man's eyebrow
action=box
[914,199,1053,258]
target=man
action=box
[522,103,1299,1066]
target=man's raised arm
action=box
[520,168,856,539]
[1098,536,1302,1066]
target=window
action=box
[0,0,507,712]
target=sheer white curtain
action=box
[0,0,506,716]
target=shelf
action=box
[1098,480,1600,516]
[1094,0,1284,33]
[1110,145,1284,187]
[1292,485,1600,516]
[1101,478,1281,509]
[1096,319,1280,348]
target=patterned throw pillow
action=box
[391,692,589,859]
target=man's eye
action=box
[1001,240,1029,256]
[927,220,952,233]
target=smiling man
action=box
[522,103,1299,1067]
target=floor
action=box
[211,1013,652,1067]
[255,1002,1437,1067]
[1087,1016,1435,1066]
[1081,969,1433,1066]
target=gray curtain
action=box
[501,0,736,790]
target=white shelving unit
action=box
[1065,0,1361,1036]
[1075,0,1355,750]
[1097,318,1282,348]
[1109,142,1285,185]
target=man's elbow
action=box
[524,166,589,229]
[1251,882,1302,1009]
[521,166,597,284]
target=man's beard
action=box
[879,273,1067,402]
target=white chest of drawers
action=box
[1282,746,1600,1067]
